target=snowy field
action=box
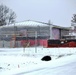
[0,47,76,75]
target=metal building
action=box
[0,20,70,48]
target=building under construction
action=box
[0,20,70,48]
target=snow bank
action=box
[0,47,76,75]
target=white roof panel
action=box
[7,20,49,27]
[0,20,70,30]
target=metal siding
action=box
[52,28,60,39]
[61,29,69,38]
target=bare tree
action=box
[0,4,16,26]
[71,14,76,23]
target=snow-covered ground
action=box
[0,47,76,75]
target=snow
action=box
[2,20,48,28]
[0,47,76,75]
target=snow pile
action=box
[0,47,76,75]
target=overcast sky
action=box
[0,0,76,27]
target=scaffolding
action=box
[0,25,50,48]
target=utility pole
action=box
[35,31,37,53]
[14,23,16,47]
[48,20,53,39]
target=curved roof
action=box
[0,20,70,30]
[6,20,49,28]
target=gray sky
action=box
[0,0,76,27]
